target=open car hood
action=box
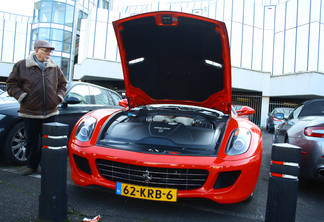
[113,11,232,114]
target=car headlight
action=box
[75,116,97,142]
[226,128,251,155]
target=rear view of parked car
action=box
[266,107,293,133]
[0,81,122,165]
[273,99,324,182]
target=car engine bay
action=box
[98,105,229,156]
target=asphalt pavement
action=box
[0,165,264,222]
[1,131,324,222]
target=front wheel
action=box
[267,122,274,133]
[3,121,27,165]
[284,135,289,143]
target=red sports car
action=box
[68,11,262,204]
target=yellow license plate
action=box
[116,182,177,202]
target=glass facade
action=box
[30,0,76,78]
[0,0,323,80]
[115,0,323,76]
[27,0,101,78]
[0,12,32,64]
[1,0,322,129]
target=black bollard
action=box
[39,122,69,222]
[265,143,302,222]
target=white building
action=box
[1,0,324,128]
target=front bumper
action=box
[69,143,262,204]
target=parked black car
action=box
[0,81,122,165]
[273,99,324,182]
[0,90,16,102]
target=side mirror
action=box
[274,113,285,120]
[236,106,255,116]
[65,96,81,105]
[119,99,128,108]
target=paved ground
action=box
[0,130,324,222]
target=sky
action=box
[0,0,34,16]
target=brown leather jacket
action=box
[6,53,67,119]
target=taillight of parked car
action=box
[272,116,282,122]
[304,127,324,138]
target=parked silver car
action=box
[266,107,293,133]
[273,99,324,182]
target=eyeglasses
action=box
[40,48,53,54]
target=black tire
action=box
[267,123,274,133]
[3,121,27,165]
[284,135,289,143]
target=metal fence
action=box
[233,92,305,127]
[268,98,302,113]
[232,92,262,126]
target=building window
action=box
[51,28,63,41]
[33,1,40,23]
[51,56,61,68]
[52,1,66,25]
[31,29,38,41]
[65,4,74,27]
[77,10,88,31]
[38,28,50,40]
[61,58,70,75]
[51,40,63,51]
[63,43,71,53]
[63,31,72,43]
[40,1,53,23]
[102,1,110,10]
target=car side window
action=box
[66,84,91,104]
[300,101,324,116]
[110,92,122,105]
[90,86,113,105]
[289,105,303,119]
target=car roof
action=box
[300,99,324,117]
[67,81,121,96]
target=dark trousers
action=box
[24,116,56,169]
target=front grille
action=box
[96,159,209,190]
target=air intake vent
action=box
[96,159,208,190]
[194,123,214,129]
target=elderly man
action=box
[6,40,67,175]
